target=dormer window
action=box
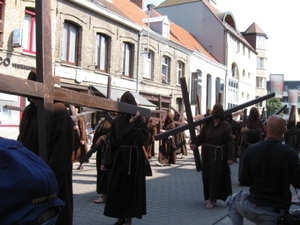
[142,16,170,39]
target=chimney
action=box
[131,0,144,9]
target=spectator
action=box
[226,115,300,224]
[0,137,65,225]
[86,122,94,145]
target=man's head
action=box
[265,115,287,140]
[0,137,64,224]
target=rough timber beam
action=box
[0,73,151,117]
[180,77,202,171]
[35,0,53,161]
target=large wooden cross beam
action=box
[0,1,150,161]
[0,73,151,117]
[180,78,202,171]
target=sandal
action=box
[93,195,106,204]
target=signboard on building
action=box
[269,74,284,98]
[288,89,299,106]
[12,28,23,47]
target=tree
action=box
[266,97,283,118]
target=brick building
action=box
[0,0,262,137]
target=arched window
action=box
[161,56,170,83]
[143,49,153,79]
[0,0,5,48]
[122,42,134,78]
[176,61,185,85]
[95,33,110,73]
[23,8,36,54]
[62,21,80,66]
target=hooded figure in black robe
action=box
[104,91,148,224]
[194,103,234,208]
[18,70,74,225]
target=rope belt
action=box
[119,145,138,175]
[203,144,225,161]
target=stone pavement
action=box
[73,147,270,225]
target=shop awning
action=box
[91,85,156,108]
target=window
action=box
[62,21,79,65]
[22,8,36,54]
[176,61,184,84]
[228,77,238,109]
[0,0,4,48]
[257,57,265,68]
[282,97,288,103]
[161,56,170,83]
[232,64,238,78]
[191,70,202,104]
[256,77,265,88]
[143,50,153,79]
[122,42,134,77]
[0,1,3,19]
[95,33,110,72]
[256,36,267,49]
[162,22,170,39]
[176,98,183,114]
[231,36,239,53]
[206,74,212,108]
[216,78,224,104]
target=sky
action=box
[145,0,298,81]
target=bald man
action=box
[226,115,300,225]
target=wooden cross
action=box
[180,78,202,171]
[0,1,150,161]
[155,77,275,171]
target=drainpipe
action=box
[224,29,228,108]
[136,28,144,93]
